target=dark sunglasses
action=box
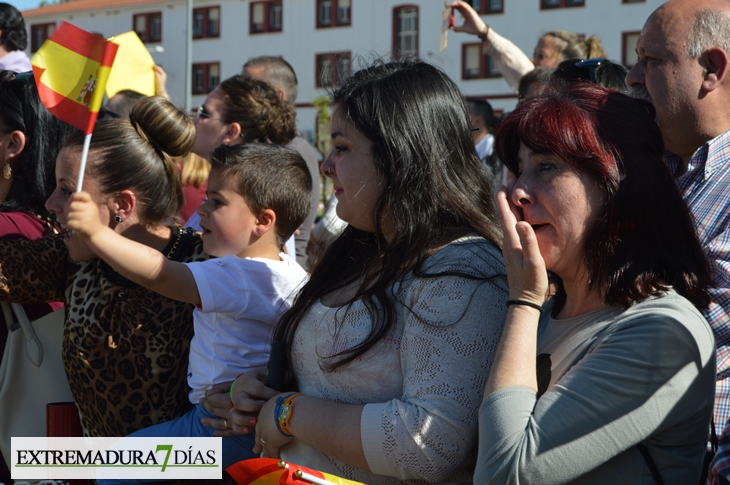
[575,58,606,83]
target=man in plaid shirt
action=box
[626,0,730,482]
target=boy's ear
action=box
[223,122,243,144]
[253,208,276,237]
[108,189,137,224]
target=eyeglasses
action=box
[195,105,225,122]
[575,58,605,83]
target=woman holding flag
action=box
[0,95,209,439]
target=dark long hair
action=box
[496,83,711,314]
[274,59,503,370]
[0,71,73,216]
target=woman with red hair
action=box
[475,84,716,484]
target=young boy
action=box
[66,143,312,472]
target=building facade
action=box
[22,0,665,145]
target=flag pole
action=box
[76,133,92,192]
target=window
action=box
[393,5,418,59]
[193,6,220,39]
[250,1,282,34]
[315,52,351,87]
[192,62,220,95]
[541,0,584,8]
[133,12,162,43]
[30,23,55,52]
[462,43,501,79]
[317,0,351,28]
[466,0,503,14]
[622,31,640,68]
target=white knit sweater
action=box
[281,236,509,484]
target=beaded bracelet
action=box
[506,299,544,312]
[274,392,302,437]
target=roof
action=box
[22,0,176,18]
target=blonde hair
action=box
[547,30,606,62]
[180,152,210,188]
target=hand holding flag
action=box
[31,22,118,191]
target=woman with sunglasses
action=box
[185,75,300,253]
[0,69,72,483]
[191,75,295,160]
[475,83,714,484]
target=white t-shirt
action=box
[184,253,308,402]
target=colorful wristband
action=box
[274,392,302,437]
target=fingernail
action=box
[249,419,257,425]
[242,427,248,433]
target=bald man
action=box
[627,0,730,445]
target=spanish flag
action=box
[227,458,367,485]
[31,22,118,135]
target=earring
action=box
[114,215,122,223]
[2,162,10,180]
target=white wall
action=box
[24,0,667,146]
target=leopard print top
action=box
[0,227,207,437]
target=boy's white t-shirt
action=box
[184,253,308,402]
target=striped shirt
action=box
[666,129,730,440]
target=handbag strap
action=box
[1,302,13,332]
[638,442,666,485]
[0,301,43,367]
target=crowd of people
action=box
[3,0,730,483]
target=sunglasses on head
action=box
[575,58,606,83]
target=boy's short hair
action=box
[210,143,312,247]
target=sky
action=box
[11,0,44,11]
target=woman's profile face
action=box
[532,35,562,68]
[320,105,385,234]
[191,87,233,160]
[510,142,603,280]
[45,147,110,262]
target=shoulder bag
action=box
[0,302,72,465]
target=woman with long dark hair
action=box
[204,59,509,484]
[475,83,715,484]
[0,69,72,484]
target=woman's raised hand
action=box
[495,184,548,305]
[447,1,489,38]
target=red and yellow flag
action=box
[31,22,118,134]
[227,458,367,485]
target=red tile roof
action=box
[22,0,174,18]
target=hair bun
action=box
[128,96,195,158]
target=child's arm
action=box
[66,192,201,305]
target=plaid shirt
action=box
[667,130,730,436]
